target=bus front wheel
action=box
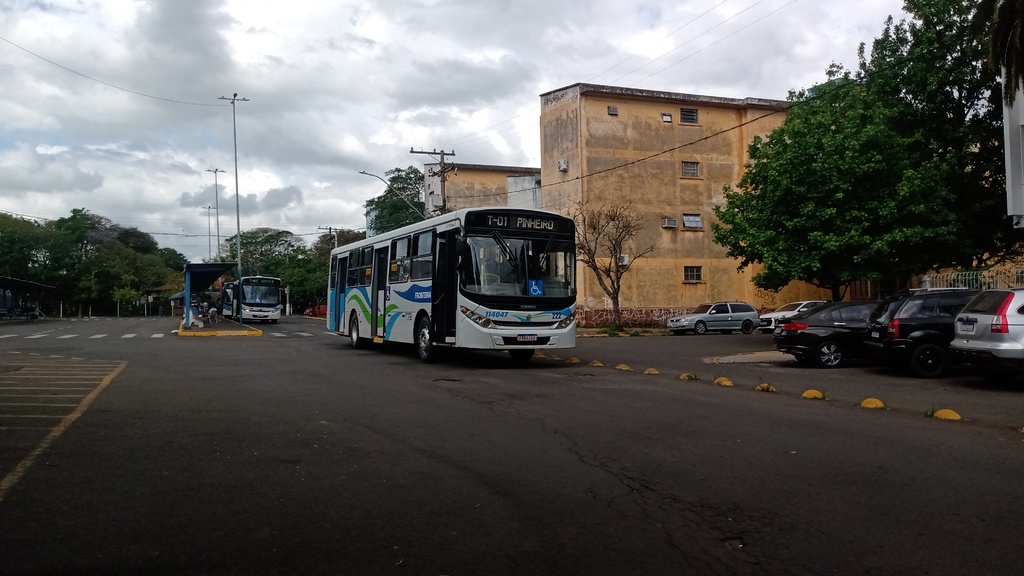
[417,316,439,363]
[350,314,365,349]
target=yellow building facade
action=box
[424,163,541,212]
[536,83,832,324]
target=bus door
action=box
[432,229,458,339]
[372,247,389,340]
[330,254,347,332]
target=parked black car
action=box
[864,289,979,378]
[773,301,877,368]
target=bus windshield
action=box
[241,281,281,305]
[460,234,575,298]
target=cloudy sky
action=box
[0,0,908,262]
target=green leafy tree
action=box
[973,0,1024,104]
[222,227,306,278]
[713,0,1015,299]
[364,166,425,234]
[0,213,44,280]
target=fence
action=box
[918,268,1024,290]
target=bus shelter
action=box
[180,262,236,327]
[0,276,54,319]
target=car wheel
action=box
[694,321,708,335]
[509,349,534,363]
[417,315,439,363]
[813,340,844,368]
[349,314,366,349]
[909,343,948,378]
[741,320,754,335]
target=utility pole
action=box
[206,168,225,256]
[318,226,341,248]
[410,148,455,212]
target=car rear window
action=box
[962,291,1013,314]
[731,303,755,313]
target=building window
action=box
[661,113,673,123]
[680,108,699,124]
[682,214,703,228]
[607,105,618,116]
[681,161,700,178]
[683,266,703,283]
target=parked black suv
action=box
[864,289,979,377]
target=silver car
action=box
[950,288,1024,379]
[667,302,759,335]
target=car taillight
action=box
[991,294,1014,333]
[781,321,807,331]
[886,318,900,339]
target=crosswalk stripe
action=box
[121,334,136,339]
[0,335,16,339]
[271,332,286,337]
[151,334,164,338]
[89,334,107,339]
[57,335,78,339]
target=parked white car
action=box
[758,300,826,333]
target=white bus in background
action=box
[327,207,577,363]
[221,276,283,323]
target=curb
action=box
[175,320,263,337]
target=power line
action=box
[0,34,226,107]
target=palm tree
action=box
[974,0,1024,104]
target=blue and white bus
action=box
[221,275,283,323]
[327,207,577,362]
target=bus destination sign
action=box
[468,211,572,234]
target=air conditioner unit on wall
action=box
[557,159,569,172]
[616,254,630,266]
[661,217,678,228]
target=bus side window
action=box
[389,236,411,283]
[411,230,434,281]
[360,246,373,286]
[347,250,360,287]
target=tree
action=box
[570,201,655,329]
[364,166,425,234]
[223,227,306,278]
[713,0,1015,299]
[973,0,1024,104]
[0,213,44,280]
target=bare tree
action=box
[570,201,656,329]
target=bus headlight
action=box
[554,312,575,330]
[460,306,492,328]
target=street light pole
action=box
[219,92,249,325]
[206,168,225,257]
[202,206,214,259]
[358,170,425,217]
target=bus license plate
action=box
[517,334,538,342]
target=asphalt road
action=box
[0,316,1022,575]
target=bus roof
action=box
[330,206,571,256]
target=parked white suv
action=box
[758,300,826,333]
[950,288,1024,379]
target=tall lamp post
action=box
[219,92,249,324]
[202,206,214,259]
[206,168,225,257]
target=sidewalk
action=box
[175,317,262,337]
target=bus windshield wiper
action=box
[491,232,518,270]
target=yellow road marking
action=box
[0,360,127,504]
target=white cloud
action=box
[0,0,910,260]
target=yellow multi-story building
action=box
[420,83,833,325]
[536,83,831,324]
[423,163,541,212]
